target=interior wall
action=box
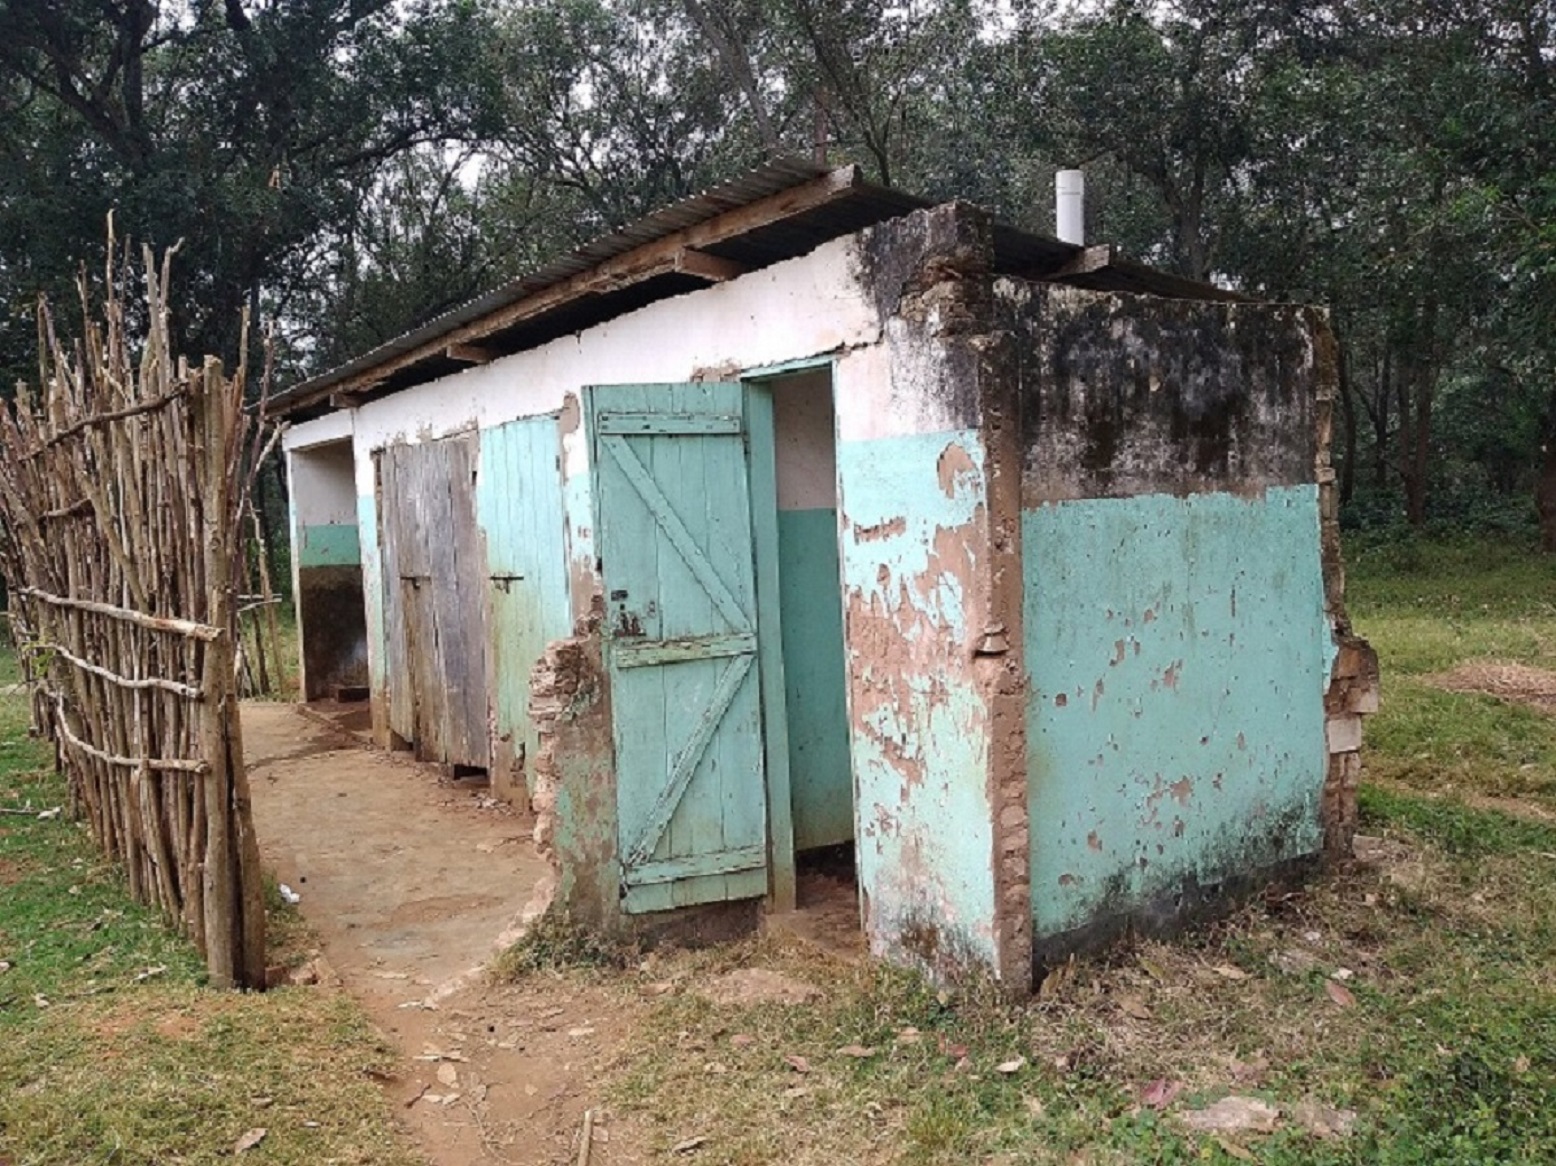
[768,369,852,853]
[1009,282,1337,959]
[286,439,368,701]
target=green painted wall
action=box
[777,507,851,851]
[839,428,997,969]
[297,522,361,568]
[477,417,573,797]
[1023,485,1331,939]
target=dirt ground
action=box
[1427,659,1556,714]
[244,701,653,1166]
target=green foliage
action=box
[491,909,628,978]
[2,0,1552,533]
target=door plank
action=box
[627,844,766,886]
[743,385,797,911]
[599,433,749,633]
[612,632,756,668]
[622,631,754,869]
[596,412,743,436]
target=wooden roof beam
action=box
[446,342,497,365]
[674,248,748,282]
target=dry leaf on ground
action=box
[1140,1079,1183,1109]
[1116,993,1153,1020]
[1178,1096,1281,1135]
[234,1128,268,1153]
[1325,980,1357,1008]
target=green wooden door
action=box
[587,383,768,913]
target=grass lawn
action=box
[0,644,418,1166]
[1345,534,1556,807]
[507,534,1556,1165]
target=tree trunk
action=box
[1370,349,1391,490]
[1336,320,1357,506]
[1396,352,1435,527]
[1538,388,1556,553]
[1537,440,1556,553]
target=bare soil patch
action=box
[243,701,652,1165]
[0,855,30,885]
[1427,660,1556,713]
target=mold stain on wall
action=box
[1022,486,1331,939]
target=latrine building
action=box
[272,161,1377,989]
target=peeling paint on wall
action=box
[1024,487,1330,942]
[840,427,998,971]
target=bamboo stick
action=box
[28,641,205,699]
[0,235,269,987]
[18,588,223,641]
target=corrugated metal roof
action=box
[271,157,1240,419]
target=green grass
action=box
[604,792,1556,1164]
[591,534,1556,1165]
[1347,534,1556,805]
[0,648,421,1166]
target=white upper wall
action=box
[289,440,357,527]
[336,235,878,498]
[282,409,352,452]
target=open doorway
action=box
[754,367,860,946]
[288,438,369,709]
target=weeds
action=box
[491,909,629,979]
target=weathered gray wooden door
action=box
[587,383,768,913]
[374,433,490,769]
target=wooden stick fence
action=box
[0,233,268,989]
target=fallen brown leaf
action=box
[1325,980,1357,1009]
[784,1054,812,1074]
[1116,993,1153,1021]
[234,1128,267,1153]
[937,1035,969,1059]
[836,1044,877,1059]
[995,1056,1027,1074]
[1139,1078,1183,1109]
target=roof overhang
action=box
[269,159,1243,422]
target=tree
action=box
[0,0,501,386]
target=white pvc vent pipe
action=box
[1056,169,1085,245]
